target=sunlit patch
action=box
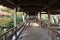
[26,23,29,25]
[4,29,6,32]
[30,22,39,26]
[57,37,60,40]
[41,11,47,13]
[12,36,16,40]
[58,31,60,33]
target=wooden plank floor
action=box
[17,22,51,40]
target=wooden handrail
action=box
[42,20,60,36]
[36,19,60,36]
[49,27,60,35]
[32,19,60,36]
[0,27,15,37]
[0,22,25,37]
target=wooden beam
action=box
[6,0,16,6]
[22,8,41,10]
[17,0,24,3]
[40,0,57,11]
[18,4,46,6]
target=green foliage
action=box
[0,37,2,40]
[7,16,14,29]
[53,16,56,24]
[57,16,60,25]
[29,16,36,20]
[0,5,23,36]
[3,16,23,29]
[41,14,48,23]
[17,16,23,24]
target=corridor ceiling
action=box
[0,0,60,15]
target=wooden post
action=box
[14,8,17,27]
[25,14,27,25]
[47,9,51,28]
[47,8,52,40]
[27,15,29,19]
[48,8,50,28]
[25,13,27,21]
[37,13,39,20]
[40,12,41,28]
[24,12,27,22]
[14,8,17,40]
[37,15,38,20]
[23,12,25,22]
[47,8,51,28]
[3,28,6,40]
[3,35,6,40]
[35,15,38,22]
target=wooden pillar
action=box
[37,13,40,20]
[23,12,25,22]
[48,9,51,28]
[3,35,6,40]
[25,14,27,25]
[25,14,27,22]
[37,13,39,20]
[47,8,52,40]
[14,8,17,27]
[36,15,38,20]
[47,8,51,28]
[24,12,26,22]
[37,14,38,19]
[27,15,29,19]
[35,15,38,22]
[40,12,41,28]
[14,8,17,40]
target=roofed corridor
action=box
[0,0,60,40]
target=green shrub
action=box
[17,16,23,24]
[29,16,36,20]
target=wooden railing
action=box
[0,22,25,40]
[38,19,60,40]
[46,25,60,40]
[49,27,60,40]
[37,19,60,40]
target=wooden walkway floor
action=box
[17,22,51,40]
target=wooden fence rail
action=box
[0,22,25,40]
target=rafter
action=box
[6,0,16,6]
[18,4,47,6]
[40,0,57,11]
